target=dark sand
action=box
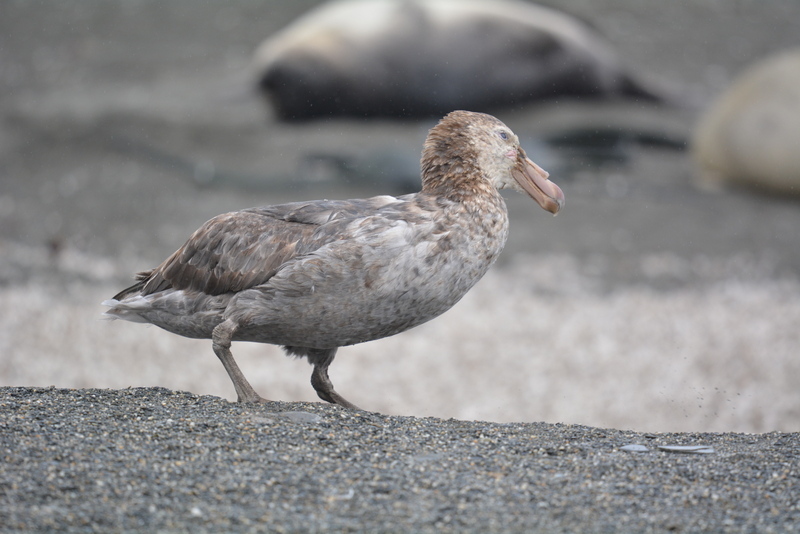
[2,386,799,533]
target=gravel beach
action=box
[2,386,799,533]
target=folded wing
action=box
[113,196,403,300]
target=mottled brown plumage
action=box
[104,111,564,410]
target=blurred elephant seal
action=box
[693,50,800,196]
[253,0,665,120]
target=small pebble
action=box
[658,445,715,454]
[274,411,324,424]
[620,444,650,452]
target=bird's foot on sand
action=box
[236,393,273,403]
[323,391,362,411]
[310,363,362,410]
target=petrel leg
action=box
[306,348,362,410]
[212,319,269,403]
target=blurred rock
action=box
[253,0,666,121]
[692,49,800,196]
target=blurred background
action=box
[1,0,799,433]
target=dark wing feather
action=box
[116,196,404,299]
[141,210,312,296]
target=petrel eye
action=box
[498,131,508,140]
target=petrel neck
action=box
[420,142,491,202]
